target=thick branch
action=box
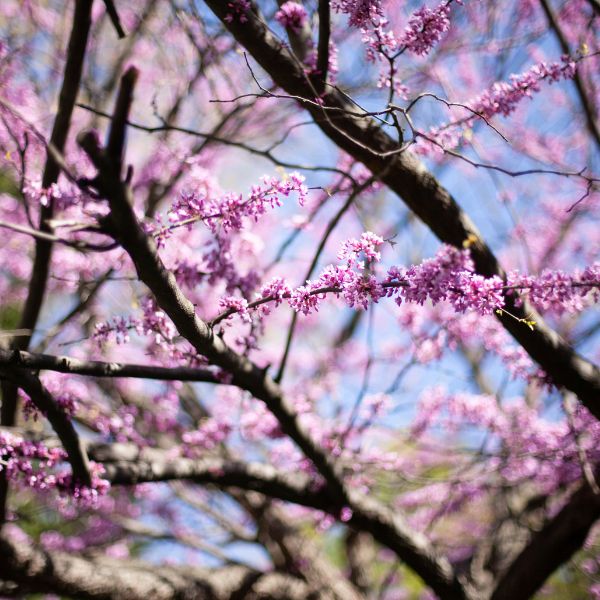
[316,0,330,89]
[203,0,600,409]
[90,444,470,599]
[102,0,127,39]
[106,66,137,170]
[77,68,346,501]
[0,534,314,600]
[491,477,600,600]
[90,444,329,510]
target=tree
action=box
[0,0,599,597]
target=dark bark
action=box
[491,479,600,600]
[0,349,220,383]
[203,0,600,411]
[0,534,316,599]
[0,368,91,487]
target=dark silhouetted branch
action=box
[102,0,127,39]
[316,0,331,90]
[491,475,600,600]
[0,349,220,383]
[0,0,94,525]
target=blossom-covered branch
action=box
[205,0,600,409]
[212,238,599,325]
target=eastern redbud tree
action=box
[0,1,599,598]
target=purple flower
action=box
[275,1,308,33]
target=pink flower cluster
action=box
[166,172,308,236]
[275,1,308,33]
[338,231,384,264]
[61,463,111,507]
[507,264,600,314]
[0,431,109,505]
[94,299,176,349]
[219,238,599,323]
[41,517,122,553]
[182,419,232,453]
[260,277,292,307]
[416,55,579,155]
[96,405,144,444]
[23,180,85,211]
[399,2,451,56]
[0,431,66,492]
[386,245,505,315]
[472,56,577,119]
[333,0,453,58]
[94,316,133,345]
[22,391,79,421]
[410,387,600,493]
[331,0,383,28]
[219,295,251,323]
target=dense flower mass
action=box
[0,432,109,506]
[331,0,383,27]
[399,2,451,56]
[208,239,599,324]
[166,172,308,235]
[1,0,600,598]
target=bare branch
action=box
[91,445,328,508]
[0,349,220,383]
[77,102,356,181]
[106,66,138,171]
[316,0,331,90]
[102,0,127,39]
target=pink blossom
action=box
[275,2,308,33]
[399,3,451,56]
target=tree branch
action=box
[102,0,127,39]
[90,444,329,508]
[0,368,91,487]
[0,534,315,600]
[276,0,313,62]
[203,0,600,410]
[75,68,471,600]
[0,349,220,383]
[316,0,330,90]
[90,443,471,599]
[491,475,600,600]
